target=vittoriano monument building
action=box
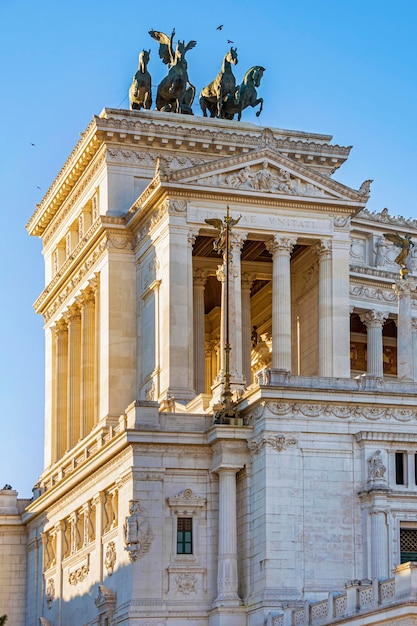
[5,92,417,626]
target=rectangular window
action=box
[396,452,406,485]
[400,528,417,563]
[177,517,192,554]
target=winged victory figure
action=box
[383,232,414,268]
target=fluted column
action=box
[65,304,81,450]
[266,236,297,371]
[193,269,208,394]
[412,318,417,382]
[88,274,100,426]
[370,507,389,579]
[394,278,417,379]
[229,233,245,380]
[241,273,255,386]
[317,240,333,376]
[79,287,96,438]
[54,319,68,461]
[215,468,241,606]
[360,310,388,377]
[217,264,227,375]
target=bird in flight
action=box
[216,24,223,30]
[227,39,234,43]
[30,142,35,146]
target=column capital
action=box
[88,273,100,292]
[77,286,95,308]
[193,268,210,286]
[360,310,389,328]
[63,303,81,324]
[53,318,68,336]
[241,272,256,291]
[230,231,247,250]
[265,235,297,256]
[393,277,417,297]
[188,228,200,245]
[316,239,332,259]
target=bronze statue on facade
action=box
[149,28,197,114]
[383,232,415,276]
[199,47,238,118]
[129,49,152,111]
[221,65,265,121]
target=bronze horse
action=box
[199,47,238,118]
[129,49,152,111]
[222,65,265,121]
[149,29,196,114]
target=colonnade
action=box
[192,233,341,392]
[52,277,99,462]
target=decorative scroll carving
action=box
[249,433,297,455]
[176,572,197,595]
[124,500,153,562]
[68,557,89,585]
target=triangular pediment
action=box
[160,147,367,203]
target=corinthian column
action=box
[79,287,96,438]
[360,310,388,377]
[53,319,68,461]
[215,468,241,606]
[229,233,245,380]
[266,236,296,371]
[241,273,255,386]
[317,240,333,376]
[65,304,81,450]
[193,269,208,394]
[393,278,417,379]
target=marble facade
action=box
[3,109,417,624]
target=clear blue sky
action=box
[1,0,416,497]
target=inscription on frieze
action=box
[188,205,332,234]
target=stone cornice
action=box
[26,120,103,237]
[27,109,354,239]
[356,207,417,232]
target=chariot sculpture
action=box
[149,28,196,114]
[129,49,152,110]
[200,46,238,118]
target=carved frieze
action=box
[350,284,397,304]
[263,401,417,422]
[193,163,334,198]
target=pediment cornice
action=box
[137,146,368,207]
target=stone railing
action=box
[266,563,417,625]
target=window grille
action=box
[177,517,192,554]
[400,528,417,563]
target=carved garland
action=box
[253,402,417,422]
